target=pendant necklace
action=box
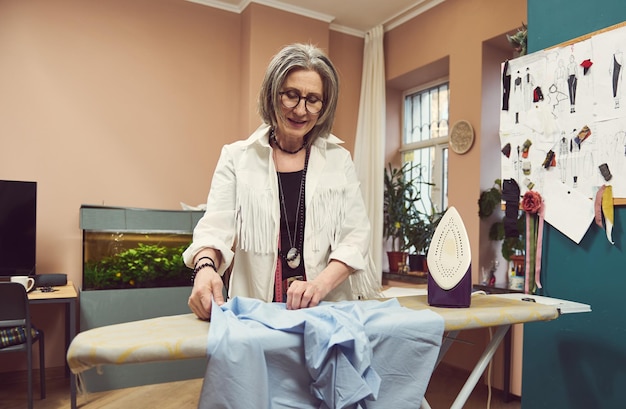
[275,145,310,270]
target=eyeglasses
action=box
[279,90,324,115]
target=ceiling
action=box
[189,0,446,36]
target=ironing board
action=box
[67,294,560,408]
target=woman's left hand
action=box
[285,260,353,310]
[285,279,329,310]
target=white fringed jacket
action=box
[183,124,378,302]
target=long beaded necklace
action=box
[275,146,310,269]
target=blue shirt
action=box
[199,297,444,409]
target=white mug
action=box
[10,275,35,292]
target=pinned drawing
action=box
[500,24,626,200]
[610,50,623,109]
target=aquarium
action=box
[80,205,203,291]
[82,231,192,290]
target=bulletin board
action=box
[500,22,626,204]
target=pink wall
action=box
[240,4,330,135]
[0,0,362,372]
[329,31,364,154]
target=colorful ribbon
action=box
[594,185,615,245]
[594,185,606,228]
[602,186,615,245]
[524,206,544,294]
[522,191,544,295]
[535,205,544,291]
[274,236,284,302]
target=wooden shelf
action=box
[382,272,427,285]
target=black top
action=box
[277,170,306,282]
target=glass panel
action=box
[434,85,449,138]
[402,82,449,212]
[429,87,439,139]
[404,83,449,143]
[403,147,435,216]
[442,147,449,210]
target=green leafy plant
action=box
[83,242,191,290]
[406,166,445,256]
[478,179,524,260]
[383,163,421,252]
[384,162,445,256]
[407,203,444,256]
[507,23,528,56]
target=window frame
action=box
[400,77,450,213]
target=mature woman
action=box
[184,43,378,320]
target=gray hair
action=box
[258,43,339,145]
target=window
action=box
[401,81,449,215]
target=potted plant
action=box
[406,204,444,273]
[405,165,445,274]
[383,163,421,272]
[478,179,525,262]
[405,216,428,273]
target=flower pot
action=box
[387,251,408,273]
[409,254,428,273]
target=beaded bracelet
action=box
[194,256,215,268]
[191,258,217,283]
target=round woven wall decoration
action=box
[449,120,474,154]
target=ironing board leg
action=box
[449,325,511,409]
[435,330,460,367]
[421,330,460,409]
[421,397,433,409]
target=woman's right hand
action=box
[188,268,225,320]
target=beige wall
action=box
[0,0,362,372]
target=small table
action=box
[28,281,78,409]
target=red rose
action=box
[522,190,543,214]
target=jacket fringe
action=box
[236,185,274,254]
[312,185,382,300]
[350,255,383,300]
[310,186,347,251]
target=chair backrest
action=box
[0,282,29,328]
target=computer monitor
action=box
[0,180,37,276]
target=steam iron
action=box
[427,206,472,308]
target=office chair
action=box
[0,282,45,409]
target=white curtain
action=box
[353,25,386,283]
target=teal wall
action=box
[524,1,626,408]
[528,0,626,53]
[522,215,626,409]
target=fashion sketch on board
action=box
[610,49,623,109]
[500,30,626,199]
[567,54,578,113]
[548,57,569,118]
[512,70,523,123]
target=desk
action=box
[28,281,78,409]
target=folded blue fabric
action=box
[199,297,444,409]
